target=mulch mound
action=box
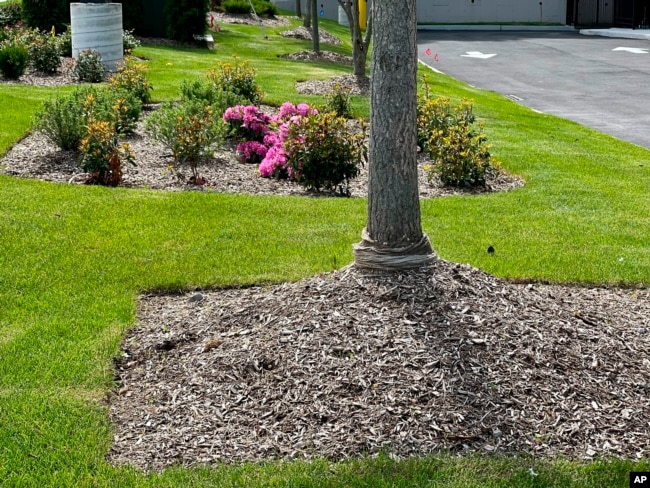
[280,26,342,45]
[108,260,650,470]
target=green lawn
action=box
[0,15,649,487]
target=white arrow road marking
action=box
[461,51,497,59]
[613,47,649,54]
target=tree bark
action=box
[337,0,372,80]
[311,0,320,54]
[353,0,435,270]
[295,0,302,18]
[303,0,311,28]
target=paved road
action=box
[417,30,650,149]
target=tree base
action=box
[353,229,436,270]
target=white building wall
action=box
[417,0,567,24]
[272,0,343,22]
[272,0,568,24]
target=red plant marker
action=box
[434,53,439,62]
[425,48,432,56]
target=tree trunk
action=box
[311,0,320,54]
[295,0,302,18]
[353,0,435,270]
[303,0,311,28]
[338,0,371,80]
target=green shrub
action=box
[221,0,250,14]
[56,25,72,57]
[108,57,152,104]
[33,90,87,151]
[21,0,70,32]
[33,86,142,151]
[323,82,352,118]
[0,43,28,79]
[122,29,140,55]
[4,26,41,47]
[73,49,104,82]
[222,0,277,15]
[145,101,227,182]
[253,0,278,16]
[29,32,62,74]
[0,1,23,28]
[207,58,262,105]
[418,95,498,188]
[89,88,142,135]
[285,112,366,195]
[80,117,135,186]
[180,79,247,116]
[164,0,208,43]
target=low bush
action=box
[145,101,227,181]
[257,102,318,177]
[323,82,352,118]
[418,91,499,188]
[89,88,142,135]
[222,104,270,147]
[417,75,499,188]
[221,0,250,14]
[33,90,87,151]
[0,43,28,79]
[207,58,262,105]
[33,86,142,151]
[222,0,277,15]
[73,49,104,83]
[252,0,278,17]
[1,26,37,49]
[109,57,152,104]
[284,112,366,194]
[80,117,135,186]
[0,1,22,28]
[29,31,61,74]
[180,79,247,115]
[56,25,72,57]
[122,29,140,55]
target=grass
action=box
[0,14,649,487]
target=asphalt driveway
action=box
[417,30,650,150]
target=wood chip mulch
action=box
[279,26,343,45]
[108,260,650,470]
[280,50,353,65]
[0,112,523,198]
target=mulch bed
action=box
[108,262,650,470]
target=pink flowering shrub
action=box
[236,140,268,165]
[259,145,287,178]
[224,101,363,191]
[273,101,318,122]
[284,112,366,194]
[223,105,270,138]
[257,103,319,178]
[223,102,316,171]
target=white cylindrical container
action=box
[338,5,349,26]
[70,3,123,72]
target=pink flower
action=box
[223,105,245,123]
[296,103,313,117]
[237,140,268,164]
[259,145,288,178]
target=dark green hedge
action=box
[22,0,140,33]
[164,0,209,42]
[22,0,71,32]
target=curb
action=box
[417,24,576,32]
